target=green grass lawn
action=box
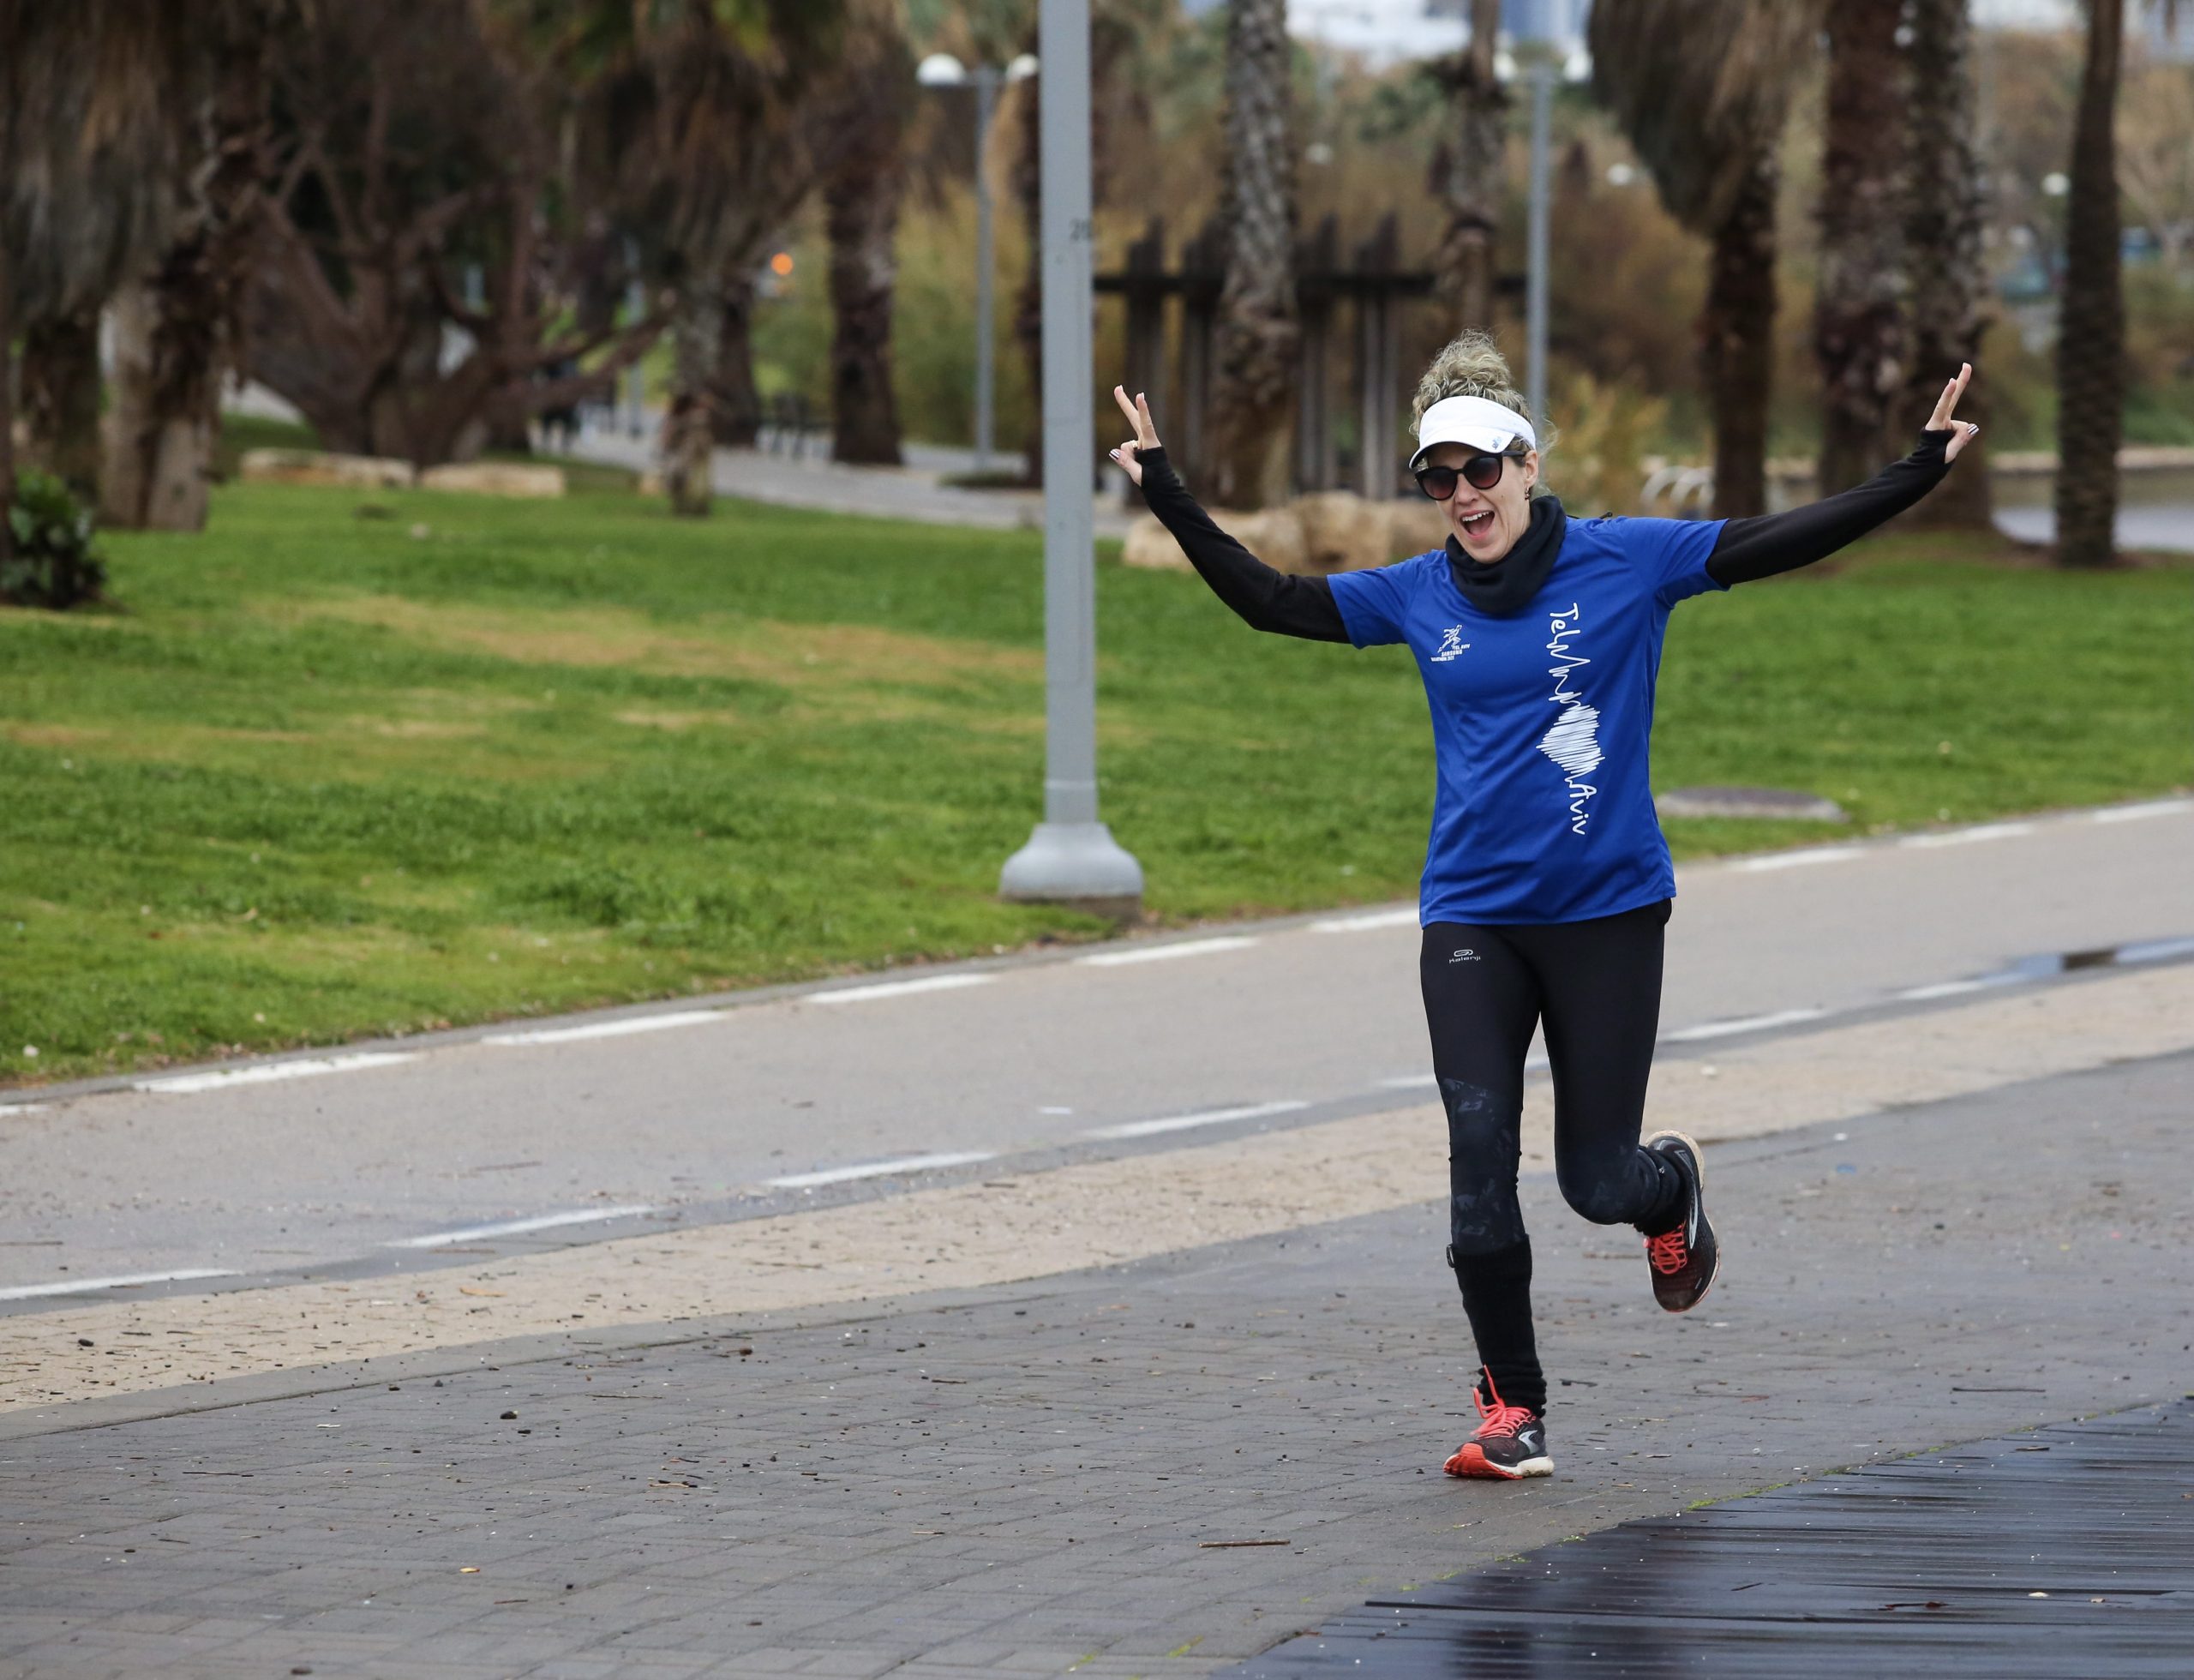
[3,477,2188,1087]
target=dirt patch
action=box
[283,597,1040,693]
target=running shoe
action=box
[1641,1130,1718,1312]
[1444,1371,1552,1480]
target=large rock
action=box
[1124,489,1452,577]
[1121,503,1308,574]
[239,448,414,489]
[418,461,566,498]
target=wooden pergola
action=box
[1099,213,1508,500]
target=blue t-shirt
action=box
[1328,516,1727,926]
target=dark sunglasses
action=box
[1414,447,1526,501]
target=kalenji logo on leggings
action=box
[1449,948,1480,963]
[1538,603,1602,835]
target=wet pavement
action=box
[1234,1401,2194,1677]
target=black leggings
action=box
[1420,901,1682,1413]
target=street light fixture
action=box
[915,50,1037,477]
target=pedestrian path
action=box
[0,1041,2186,1675]
[563,415,1140,537]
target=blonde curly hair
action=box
[1409,333,1557,482]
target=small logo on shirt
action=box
[1449,948,1479,963]
[1430,626,1471,663]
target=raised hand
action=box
[1929,363,1981,463]
[1108,385,1161,487]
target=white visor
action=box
[1408,395,1537,472]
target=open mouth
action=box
[1460,510,1496,541]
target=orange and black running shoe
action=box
[1642,1130,1719,1313]
[1443,1371,1552,1480]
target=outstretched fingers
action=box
[1930,362,1980,461]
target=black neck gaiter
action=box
[1446,495,1569,617]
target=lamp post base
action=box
[998,820,1144,918]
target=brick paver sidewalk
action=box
[2,1051,2187,1678]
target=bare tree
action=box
[248,2,661,469]
[1205,0,1298,510]
[1895,0,1993,531]
[102,2,287,531]
[1429,0,1506,337]
[2055,0,2128,567]
[1590,0,1821,519]
[1815,0,1909,495]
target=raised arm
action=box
[1706,364,1982,587]
[1112,387,1350,644]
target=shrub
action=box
[2,471,107,609]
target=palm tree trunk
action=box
[708,272,761,447]
[1207,0,1298,511]
[0,258,15,571]
[2054,0,2125,568]
[1814,0,1909,496]
[1895,0,1993,530]
[824,131,906,465]
[1433,0,1506,336]
[664,284,718,518]
[1703,153,1778,520]
[20,308,103,501]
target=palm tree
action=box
[0,0,185,552]
[2053,0,2175,566]
[1895,0,1993,531]
[585,0,846,515]
[1589,0,1822,519]
[1814,0,1909,496]
[816,0,916,465]
[1430,0,1506,337]
[1204,0,1298,510]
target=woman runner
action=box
[1112,335,1978,1480]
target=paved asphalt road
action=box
[1,801,2188,1302]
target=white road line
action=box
[1076,936,1260,968]
[134,1053,419,1095]
[0,1268,240,1303]
[2118,935,2194,964]
[2091,798,2194,824]
[0,1102,50,1114]
[1378,1052,1550,1090]
[767,1152,996,1190]
[1310,909,1420,933]
[806,975,996,1005]
[484,1011,723,1047]
[386,1204,659,1248]
[1734,846,1867,873]
[1898,822,2036,849]
[1082,1100,1310,1141]
[1663,1007,1828,1043]
[1892,978,2007,1003]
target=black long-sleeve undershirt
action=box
[1705,429,1955,586]
[1134,430,1958,641]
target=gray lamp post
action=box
[998,0,1143,915]
[916,50,1037,477]
[1502,5,1591,434]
